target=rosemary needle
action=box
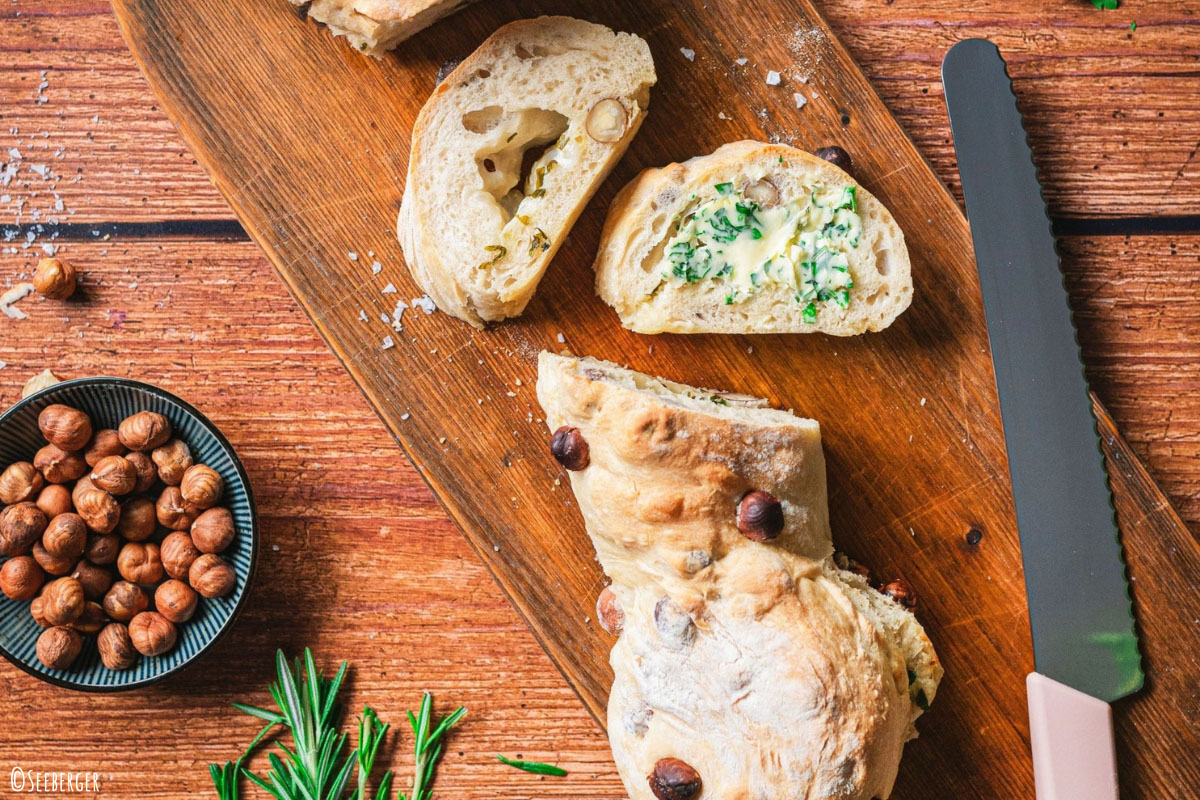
[496,754,568,776]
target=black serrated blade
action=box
[942,39,1142,703]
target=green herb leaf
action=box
[750,228,763,240]
[529,228,551,255]
[714,182,733,195]
[802,302,817,323]
[1129,20,1136,29]
[477,245,507,270]
[496,755,568,776]
[1088,0,1118,8]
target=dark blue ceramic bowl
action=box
[0,378,257,690]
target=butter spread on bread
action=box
[594,141,912,335]
[398,17,656,328]
[536,352,941,800]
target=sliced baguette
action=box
[594,140,912,335]
[289,0,477,56]
[398,17,656,328]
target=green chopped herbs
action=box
[802,302,817,323]
[1130,20,1137,29]
[710,395,729,406]
[496,755,568,777]
[478,244,506,269]
[529,228,551,255]
[208,649,465,800]
[714,182,734,195]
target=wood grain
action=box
[93,0,1199,797]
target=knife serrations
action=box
[942,39,1142,703]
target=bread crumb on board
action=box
[766,70,781,86]
[680,47,695,61]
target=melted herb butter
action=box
[661,182,862,319]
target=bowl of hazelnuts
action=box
[0,377,256,690]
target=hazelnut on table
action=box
[189,554,236,598]
[180,464,223,509]
[97,623,137,670]
[151,439,192,486]
[75,488,120,534]
[117,541,163,585]
[35,484,73,518]
[160,531,200,580]
[0,555,44,600]
[0,502,49,556]
[90,454,138,495]
[191,507,234,553]
[38,405,93,452]
[36,626,82,670]
[41,577,85,626]
[102,581,149,623]
[31,257,77,301]
[0,461,44,503]
[129,611,177,656]
[118,411,171,452]
[34,444,88,484]
[83,429,126,467]
[115,496,157,541]
[155,579,198,623]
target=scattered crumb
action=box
[379,312,390,324]
[717,111,728,120]
[556,332,566,343]
[382,282,397,294]
[271,544,280,552]
[920,397,927,406]
[381,335,395,349]
[358,309,368,322]
[0,282,35,319]
[348,251,358,261]
[438,437,447,444]
[411,295,436,314]
[371,260,382,275]
[680,47,695,61]
[766,70,781,86]
[734,57,748,66]
[391,299,408,332]
[794,93,807,109]
[811,90,820,99]
[400,412,410,420]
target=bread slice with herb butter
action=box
[594,140,912,335]
[397,16,656,328]
[288,0,479,57]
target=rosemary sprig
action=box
[496,754,567,776]
[398,693,467,800]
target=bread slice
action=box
[536,351,941,800]
[397,17,656,328]
[289,0,477,56]
[594,140,912,335]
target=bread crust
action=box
[536,352,941,800]
[594,140,913,335]
[398,17,656,328]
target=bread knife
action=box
[941,39,1143,800]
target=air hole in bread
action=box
[475,68,491,79]
[875,246,893,277]
[470,107,569,223]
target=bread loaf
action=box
[398,17,656,328]
[536,352,940,800]
[594,140,912,335]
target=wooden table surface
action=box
[1,1,1197,798]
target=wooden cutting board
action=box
[111,0,1200,796]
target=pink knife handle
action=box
[1027,672,1119,800]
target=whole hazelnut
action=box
[881,578,918,611]
[191,507,235,554]
[71,559,114,600]
[42,512,87,559]
[129,611,177,656]
[814,145,853,173]
[35,484,73,519]
[90,455,138,495]
[38,404,93,452]
[156,486,198,530]
[115,496,157,541]
[83,428,126,467]
[33,541,75,576]
[41,576,85,626]
[85,532,120,565]
[76,488,120,534]
[180,464,223,509]
[736,490,784,542]
[117,541,163,585]
[97,623,138,670]
[125,451,158,492]
[32,257,77,300]
[550,426,590,471]
[118,410,171,451]
[585,97,628,142]
[155,579,198,623]
[29,593,50,626]
[648,758,702,800]
[151,439,193,486]
[0,502,49,556]
[102,580,149,622]
[160,531,201,580]
[0,461,44,503]
[596,586,624,635]
[0,555,44,600]
[70,601,106,634]
[189,554,236,598]
[36,626,82,670]
[72,474,97,506]
[34,444,88,484]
